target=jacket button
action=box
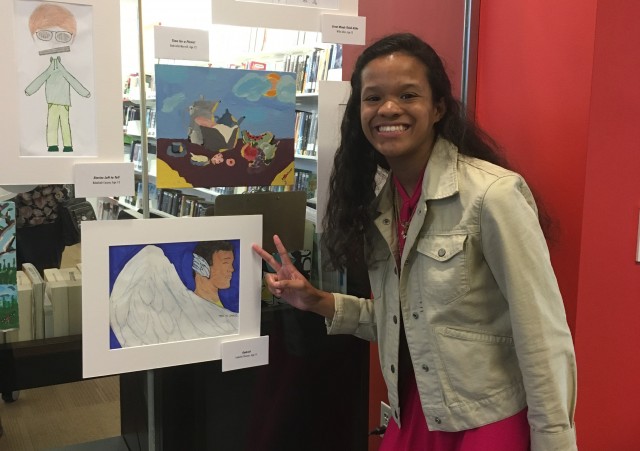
[391,364,395,373]
[437,248,446,257]
[412,313,419,319]
[393,315,398,324]
[383,218,390,225]
[421,364,429,372]
[434,417,441,424]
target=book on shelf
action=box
[123,103,140,127]
[178,194,204,217]
[22,263,44,340]
[294,110,318,156]
[131,141,144,172]
[294,169,317,200]
[97,198,121,220]
[58,267,82,335]
[295,54,309,93]
[289,44,341,94]
[157,188,178,214]
[194,200,216,217]
[43,291,53,339]
[44,268,70,338]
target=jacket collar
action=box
[422,137,459,201]
[375,137,459,215]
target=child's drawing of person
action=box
[24,3,91,153]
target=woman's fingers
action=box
[251,243,281,271]
[272,235,295,267]
[264,273,283,296]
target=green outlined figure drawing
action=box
[24,3,90,153]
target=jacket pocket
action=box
[436,327,522,402]
[416,234,469,304]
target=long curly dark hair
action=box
[321,33,508,271]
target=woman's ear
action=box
[435,99,446,122]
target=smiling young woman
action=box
[253,33,577,451]
[360,52,444,195]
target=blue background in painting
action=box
[155,64,296,141]
[109,240,240,349]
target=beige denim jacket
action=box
[326,138,577,450]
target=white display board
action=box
[316,80,350,232]
[1,0,124,184]
[212,0,358,32]
[82,215,263,377]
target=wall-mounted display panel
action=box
[1,0,124,184]
[316,80,349,232]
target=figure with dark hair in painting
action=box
[24,3,91,153]
[110,241,238,348]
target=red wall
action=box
[573,0,640,448]
[345,0,640,449]
[343,0,464,97]
[477,1,640,447]
[475,0,598,333]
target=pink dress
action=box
[379,175,530,451]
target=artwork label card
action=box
[321,14,366,45]
[221,336,269,372]
[73,162,135,197]
[154,26,209,62]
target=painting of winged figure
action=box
[155,64,296,188]
[109,239,240,349]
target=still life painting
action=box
[155,64,296,188]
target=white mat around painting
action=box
[81,215,262,378]
[1,0,123,184]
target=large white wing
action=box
[110,245,192,347]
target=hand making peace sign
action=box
[252,235,336,318]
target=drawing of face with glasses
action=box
[29,3,77,55]
[24,2,91,154]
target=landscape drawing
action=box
[0,202,18,332]
[155,64,296,188]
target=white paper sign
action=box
[321,14,366,45]
[154,26,209,62]
[73,162,135,197]
[221,336,269,372]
